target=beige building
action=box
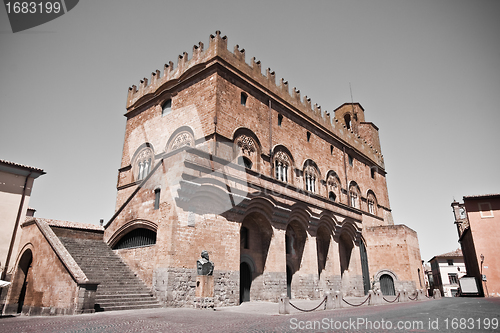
[0,160,44,310]
[429,249,466,297]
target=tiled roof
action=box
[464,193,500,199]
[436,248,462,258]
[25,217,104,232]
[0,159,45,173]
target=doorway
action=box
[240,262,251,303]
[380,274,395,296]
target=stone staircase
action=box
[58,237,161,312]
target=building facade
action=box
[429,249,466,297]
[0,160,44,312]
[452,194,500,297]
[4,32,425,314]
[105,31,424,306]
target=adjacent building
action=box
[452,194,500,297]
[429,249,466,297]
[0,160,44,311]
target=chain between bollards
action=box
[342,293,371,307]
[288,296,327,312]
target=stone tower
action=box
[104,31,424,306]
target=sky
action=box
[1,0,499,262]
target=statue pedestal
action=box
[195,275,214,297]
[194,275,215,309]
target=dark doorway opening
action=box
[380,274,395,296]
[16,250,33,313]
[240,262,251,303]
[286,265,293,298]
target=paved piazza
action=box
[1,297,500,332]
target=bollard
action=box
[400,289,408,303]
[334,290,342,308]
[279,293,290,314]
[325,291,334,310]
[417,289,424,300]
[368,290,375,305]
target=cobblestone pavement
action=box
[1,297,500,333]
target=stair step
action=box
[57,236,161,312]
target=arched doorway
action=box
[239,212,272,302]
[240,262,251,303]
[14,249,33,313]
[380,274,395,296]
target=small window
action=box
[479,202,494,218]
[241,92,247,106]
[368,200,375,214]
[278,114,283,127]
[447,259,454,266]
[344,114,351,129]
[329,191,336,202]
[307,131,311,142]
[348,155,353,166]
[162,99,172,116]
[330,145,333,155]
[448,273,458,284]
[154,188,160,210]
[371,167,376,179]
[241,226,249,249]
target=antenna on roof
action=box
[349,82,355,114]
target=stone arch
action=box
[366,190,378,215]
[374,269,399,296]
[108,219,158,249]
[232,128,262,172]
[239,211,273,301]
[8,245,34,314]
[338,232,354,277]
[302,159,320,194]
[272,144,294,184]
[348,181,361,209]
[326,171,342,203]
[166,126,195,152]
[285,219,308,298]
[316,223,333,277]
[132,143,155,181]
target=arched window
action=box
[349,182,360,209]
[327,171,341,202]
[344,114,351,129]
[168,130,194,151]
[113,228,156,250]
[134,147,154,181]
[367,191,377,215]
[274,151,290,182]
[304,165,317,193]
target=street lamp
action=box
[480,254,489,297]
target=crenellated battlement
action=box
[126,31,384,168]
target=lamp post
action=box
[480,254,489,297]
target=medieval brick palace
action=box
[3,31,424,315]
